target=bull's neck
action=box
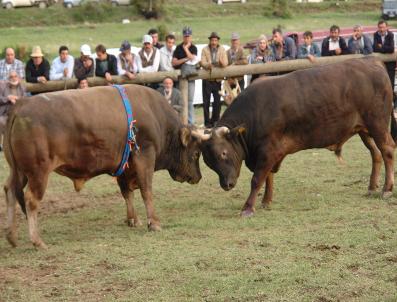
[157,127,181,171]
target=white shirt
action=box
[50,55,74,80]
[136,48,160,73]
[328,38,340,51]
[159,46,175,72]
[117,54,138,76]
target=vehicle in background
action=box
[63,0,129,8]
[2,0,55,8]
[215,0,246,4]
[382,0,397,20]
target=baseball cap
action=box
[120,40,131,51]
[142,34,153,44]
[182,26,192,36]
[231,32,240,40]
[80,44,92,56]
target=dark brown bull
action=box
[200,57,397,217]
[3,84,202,248]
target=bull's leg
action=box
[241,165,273,217]
[117,175,142,227]
[261,173,273,209]
[133,149,161,231]
[359,132,382,195]
[25,173,49,249]
[373,133,395,198]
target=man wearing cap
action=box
[0,70,27,151]
[74,44,95,80]
[50,45,74,81]
[25,46,50,84]
[136,35,160,73]
[159,34,176,72]
[200,32,228,128]
[227,32,247,91]
[0,48,24,80]
[117,40,137,80]
[95,44,118,83]
[148,28,164,49]
[172,26,198,125]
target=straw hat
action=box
[31,46,44,57]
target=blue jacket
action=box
[271,36,297,61]
[348,35,373,55]
[297,43,321,59]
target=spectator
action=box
[321,25,349,56]
[77,77,89,89]
[249,35,275,82]
[219,78,241,106]
[271,28,297,61]
[0,71,27,150]
[95,44,118,83]
[159,34,176,72]
[227,32,248,90]
[200,32,228,128]
[50,45,74,81]
[348,25,373,55]
[117,40,137,80]
[25,46,50,84]
[148,28,164,49]
[0,48,24,80]
[172,26,199,125]
[157,77,183,118]
[298,31,321,62]
[74,44,95,80]
[373,20,396,98]
[137,35,160,73]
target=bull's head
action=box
[168,126,203,184]
[199,126,246,191]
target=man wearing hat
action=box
[227,32,247,91]
[136,34,160,73]
[25,46,50,84]
[172,26,198,125]
[117,40,137,80]
[73,44,95,80]
[200,32,228,128]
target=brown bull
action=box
[200,57,397,217]
[3,84,202,248]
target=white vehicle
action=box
[2,0,54,8]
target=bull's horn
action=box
[215,126,230,137]
[191,129,211,141]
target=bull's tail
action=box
[391,94,397,143]
[4,113,27,215]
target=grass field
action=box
[1,10,393,59]
[0,127,396,301]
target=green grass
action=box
[0,10,391,60]
[0,129,396,301]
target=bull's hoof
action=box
[148,222,162,232]
[240,209,255,217]
[33,240,48,250]
[366,190,378,197]
[261,202,272,210]
[382,191,393,199]
[5,230,17,248]
[126,218,142,227]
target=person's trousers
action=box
[0,116,8,148]
[202,80,222,126]
[188,80,195,125]
[385,62,396,108]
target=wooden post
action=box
[179,77,189,125]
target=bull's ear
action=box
[228,125,246,138]
[180,127,191,147]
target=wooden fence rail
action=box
[25,53,396,124]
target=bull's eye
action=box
[221,150,227,160]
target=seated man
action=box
[95,44,118,83]
[298,31,321,62]
[348,25,373,55]
[0,48,25,80]
[0,71,27,150]
[117,40,137,80]
[157,77,183,119]
[50,45,74,80]
[74,44,95,80]
[25,46,50,84]
[321,25,349,56]
[271,28,297,61]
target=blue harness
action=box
[111,85,139,177]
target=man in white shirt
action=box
[0,48,25,80]
[50,46,74,80]
[159,34,176,72]
[136,35,160,73]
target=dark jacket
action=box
[95,54,118,77]
[74,57,95,79]
[0,80,26,116]
[25,58,50,83]
[321,36,349,56]
[271,36,297,61]
[373,31,395,54]
[348,35,373,55]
